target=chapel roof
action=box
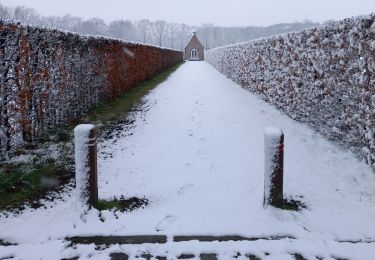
[184,31,204,50]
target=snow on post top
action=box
[74,123,95,132]
[264,127,283,138]
[74,124,95,142]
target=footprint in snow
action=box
[209,163,217,172]
[155,215,177,232]
[187,130,194,137]
[177,184,195,195]
[199,137,206,143]
[198,149,207,156]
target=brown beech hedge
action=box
[0,20,183,159]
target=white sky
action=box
[1,0,374,26]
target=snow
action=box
[264,127,283,138]
[1,62,375,258]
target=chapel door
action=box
[191,49,198,59]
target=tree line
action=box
[0,3,320,50]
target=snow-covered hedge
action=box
[206,14,375,170]
[0,21,182,159]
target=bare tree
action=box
[68,16,83,32]
[14,6,38,24]
[166,23,179,49]
[80,18,108,36]
[109,20,135,40]
[178,23,192,50]
[199,23,214,50]
[43,16,61,28]
[153,20,166,47]
[137,19,150,44]
[0,3,11,19]
[58,15,82,32]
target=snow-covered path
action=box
[98,61,375,237]
[1,61,375,259]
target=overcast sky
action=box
[2,0,374,26]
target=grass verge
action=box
[0,163,71,210]
[97,197,149,212]
[87,63,182,127]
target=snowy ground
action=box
[1,62,375,259]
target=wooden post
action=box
[264,128,284,208]
[74,124,98,208]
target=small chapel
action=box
[184,30,204,61]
